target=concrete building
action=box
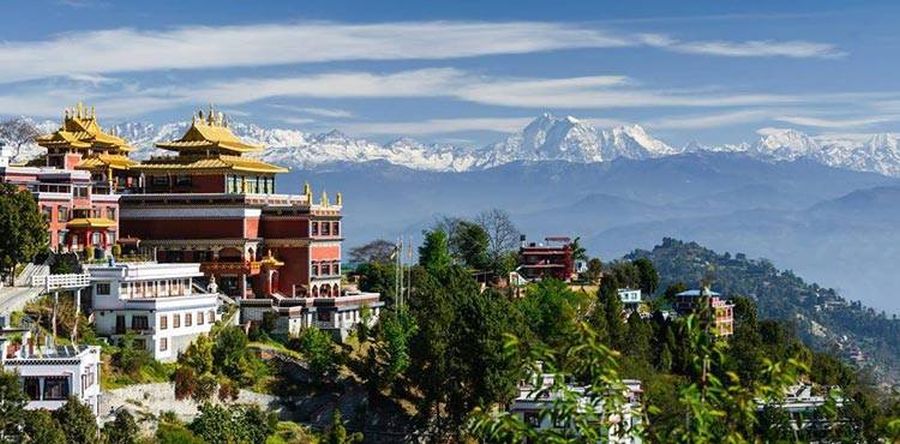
[674,288,734,337]
[518,236,576,282]
[0,329,101,415]
[85,262,221,361]
[509,374,644,443]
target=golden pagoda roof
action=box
[35,103,133,153]
[134,154,288,174]
[76,154,139,171]
[66,218,116,229]
[155,108,262,155]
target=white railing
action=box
[32,273,91,291]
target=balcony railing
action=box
[32,273,91,291]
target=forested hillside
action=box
[627,238,900,386]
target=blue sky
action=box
[2,0,900,146]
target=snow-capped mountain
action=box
[105,113,677,172]
[480,114,676,168]
[5,112,900,177]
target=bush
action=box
[53,397,99,444]
[105,409,139,444]
[21,409,65,444]
[288,326,338,379]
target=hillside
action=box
[626,238,900,386]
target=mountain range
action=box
[6,113,900,177]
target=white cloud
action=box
[649,110,772,129]
[341,117,535,135]
[639,34,844,58]
[775,115,900,128]
[0,21,843,84]
[268,104,354,118]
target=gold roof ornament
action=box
[335,192,342,206]
[35,103,133,155]
[155,107,262,155]
[321,190,329,207]
[134,154,287,174]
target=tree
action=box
[585,257,603,283]
[448,221,491,271]
[0,183,48,284]
[353,261,396,304]
[0,118,40,160]
[21,409,65,444]
[114,331,152,375]
[289,326,338,379]
[53,397,99,444]
[626,311,653,363]
[189,403,239,444]
[570,236,588,262]
[365,306,417,395]
[418,229,452,275]
[321,409,362,444]
[474,209,521,263]
[213,326,250,382]
[0,370,27,443]
[516,279,583,351]
[595,275,625,349]
[348,239,396,264]
[407,266,524,435]
[633,257,660,295]
[105,409,139,444]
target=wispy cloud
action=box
[269,104,354,118]
[775,114,900,128]
[341,117,535,135]
[0,21,843,84]
[649,110,773,129]
[639,34,844,58]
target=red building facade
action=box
[518,236,576,282]
[118,109,345,300]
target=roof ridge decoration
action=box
[159,105,261,155]
[36,103,133,155]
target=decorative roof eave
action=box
[66,217,117,229]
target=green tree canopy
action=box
[53,397,99,444]
[418,229,452,275]
[0,183,48,284]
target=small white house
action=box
[618,288,642,305]
[0,329,101,415]
[85,262,221,362]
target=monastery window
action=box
[333,262,341,275]
[322,222,331,236]
[43,377,70,400]
[160,337,168,352]
[42,206,52,221]
[132,315,149,331]
[176,175,192,187]
[96,283,110,296]
[311,222,319,236]
[197,311,204,325]
[173,314,181,328]
[159,315,168,330]
[151,176,168,187]
[185,313,192,327]
[321,263,330,276]
[74,186,89,198]
[59,206,70,222]
[92,208,102,218]
[312,263,319,276]
[209,310,215,323]
[107,207,116,221]
[23,377,40,400]
[332,222,340,236]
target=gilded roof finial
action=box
[76,102,83,119]
[321,190,329,207]
[90,106,95,119]
[336,192,343,206]
[303,181,311,195]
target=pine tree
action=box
[105,409,139,444]
[53,397,99,444]
[418,229,452,275]
[599,275,625,349]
